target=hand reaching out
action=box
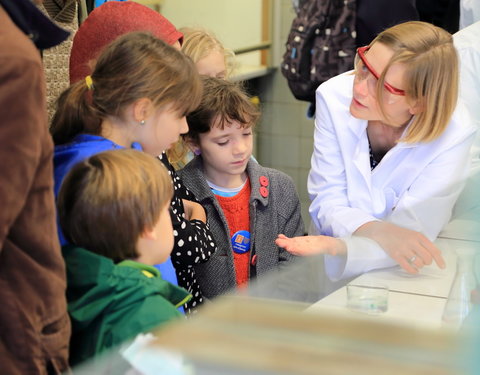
[275,234,347,257]
[354,221,446,274]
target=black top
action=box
[356,0,419,47]
[368,141,382,170]
[159,153,217,314]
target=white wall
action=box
[157,0,314,230]
[161,0,264,66]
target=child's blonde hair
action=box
[180,27,235,78]
[57,149,173,263]
[168,27,236,169]
[372,21,458,143]
[51,31,202,146]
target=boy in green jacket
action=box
[57,149,191,366]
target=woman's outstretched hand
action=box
[354,221,446,274]
[275,234,347,256]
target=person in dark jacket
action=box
[58,149,191,366]
[356,0,419,47]
[0,0,71,373]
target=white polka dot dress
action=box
[159,153,217,314]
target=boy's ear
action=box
[140,226,157,241]
[132,98,154,123]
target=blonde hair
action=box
[167,27,236,169]
[57,149,173,263]
[372,21,458,143]
[51,31,202,146]
[180,27,235,78]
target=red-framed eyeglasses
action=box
[356,46,405,96]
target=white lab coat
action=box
[308,73,476,280]
[460,0,480,30]
[447,21,480,229]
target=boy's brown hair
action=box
[57,149,173,263]
[185,77,261,144]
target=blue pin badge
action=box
[231,230,251,254]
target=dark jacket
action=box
[0,2,70,374]
[179,158,304,299]
[63,245,191,366]
[356,0,419,46]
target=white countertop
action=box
[307,237,479,330]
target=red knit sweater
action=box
[215,180,251,287]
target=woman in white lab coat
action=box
[276,21,476,280]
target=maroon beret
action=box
[69,1,183,83]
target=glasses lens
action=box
[384,88,400,104]
[355,59,377,95]
[354,58,368,80]
[356,57,402,103]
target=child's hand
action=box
[275,234,347,256]
[182,199,207,223]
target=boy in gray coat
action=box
[179,77,304,299]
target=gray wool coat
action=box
[179,157,304,299]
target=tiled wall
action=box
[254,1,314,231]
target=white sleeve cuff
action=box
[325,236,397,281]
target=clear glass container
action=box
[442,251,478,329]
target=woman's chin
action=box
[349,103,366,119]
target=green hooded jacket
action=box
[62,245,191,366]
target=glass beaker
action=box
[442,251,478,329]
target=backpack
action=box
[281,0,357,104]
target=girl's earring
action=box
[194,149,201,156]
[140,120,145,125]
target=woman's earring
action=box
[194,149,201,156]
[140,120,145,125]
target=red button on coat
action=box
[259,176,269,187]
[251,254,257,266]
[259,186,269,198]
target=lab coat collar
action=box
[349,115,417,191]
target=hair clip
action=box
[85,75,94,90]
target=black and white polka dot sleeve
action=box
[160,153,196,202]
[159,153,217,267]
